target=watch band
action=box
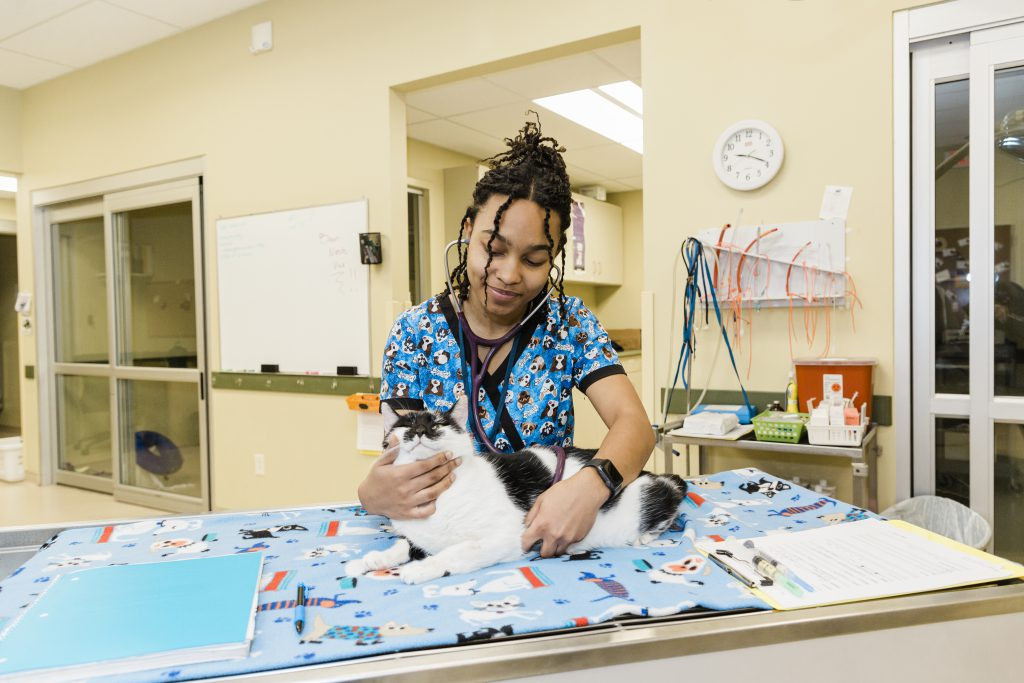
[584,458,624,498]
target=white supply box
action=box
[0,436,25,482]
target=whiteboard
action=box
[216,200,370,375]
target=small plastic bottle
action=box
[785,372,799,413]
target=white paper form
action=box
[699,518,1024,610]
[356,412,384,455]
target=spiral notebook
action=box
[0,552,264,681]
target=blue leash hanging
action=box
[664,237,756,420]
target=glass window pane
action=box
[114,202,197,368]
[118,379,200,499]
[934,79,970,394]
[935,417,970,506]
[993,66,1024,397]
[993,422,1024,564]
[56,375,111,478]
[53,217,108,364]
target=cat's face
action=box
[381,396,471,464]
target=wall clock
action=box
[712,119,784,190]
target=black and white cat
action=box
[345,396,687,584]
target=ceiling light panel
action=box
[598,81,642,115]
[534,89,643,153]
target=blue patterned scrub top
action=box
[379,293,624,452]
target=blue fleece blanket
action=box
[0,468,875,680]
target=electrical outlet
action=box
[254,453,265,476]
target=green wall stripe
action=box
[211,372,379,396]
[662,389,892,426]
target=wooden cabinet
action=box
[562,193,623,286]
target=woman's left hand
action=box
[521,469,609,557]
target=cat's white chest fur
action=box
[393,456,525,561]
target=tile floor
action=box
[0,479,167,528]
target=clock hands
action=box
[735,152,769,165]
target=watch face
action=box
[713,120,784,191]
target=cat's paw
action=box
[345,549,391,576]
[399,560,444,585]
[636,531,662,546]
[344,558,367,576]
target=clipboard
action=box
[697,519,1024,610]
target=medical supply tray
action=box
[807,420,867,447]
[752,410,808,444]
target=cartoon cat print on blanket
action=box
[738,477,791,498]
[301,616,432,646]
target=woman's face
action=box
[464,194,561,324]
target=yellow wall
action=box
[0,199,14,221]
[597,190,643,330]
[12,0,925,511]
[0,86,21,174]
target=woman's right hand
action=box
[357,435,461,519]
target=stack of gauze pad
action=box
[682,410,739,436]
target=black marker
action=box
[294,583,306,635]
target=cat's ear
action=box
[450,395,469,430]
[381,402,401,434]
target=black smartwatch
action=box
[583,458,624,498]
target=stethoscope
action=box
[443,238,561,454]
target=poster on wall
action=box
[571,200,586,271]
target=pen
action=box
[742,540,813,596]
[294,583,306,635]
[707,550,759,588]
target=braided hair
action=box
[447,113,572,320]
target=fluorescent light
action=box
[533,89,643,154]
[0,176,16,193]
[598,81,643,115]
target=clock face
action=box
[713,120,784,190]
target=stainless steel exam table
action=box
[2,512,1021,682]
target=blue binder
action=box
[0,552,263,680]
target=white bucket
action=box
[0,436,25,482]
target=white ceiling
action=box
[0,3,641,194]
[0,0,265,90]
[406,40,643,192]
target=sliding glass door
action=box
[912,24,1024,562]
[47,179,209,512]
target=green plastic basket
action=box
[752,411,808,444]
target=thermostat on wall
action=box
[13,292,31,315]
